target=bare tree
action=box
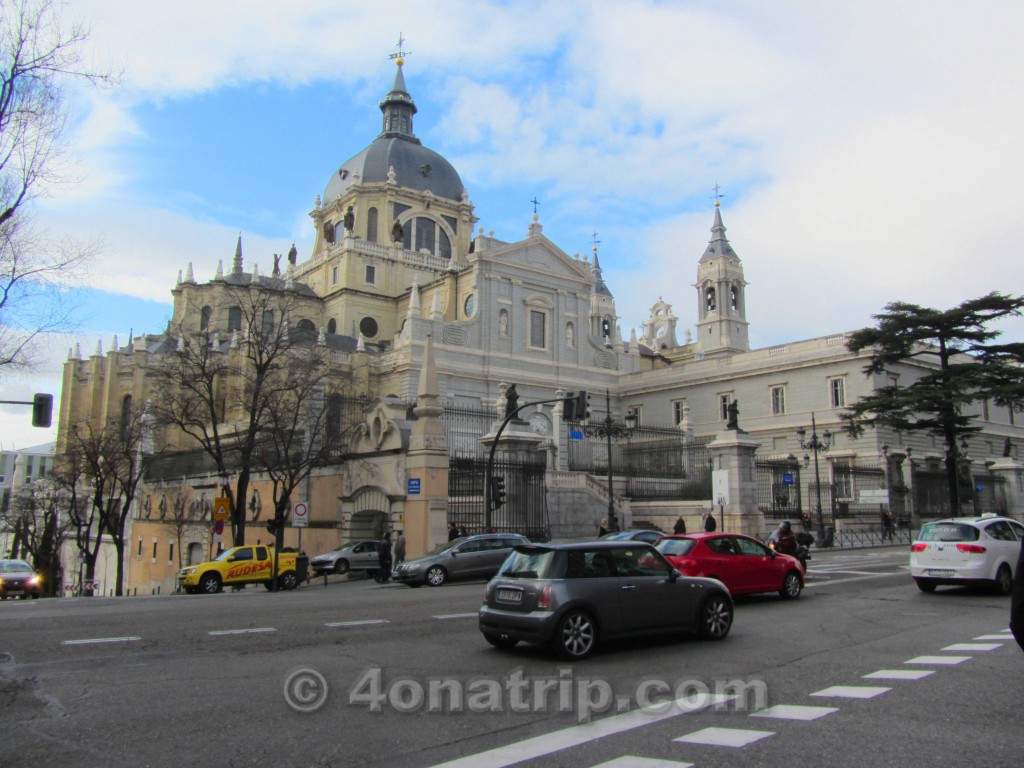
[0,0,114,375]
[2,474,75,595]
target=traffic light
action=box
[563,390,589,421]
[31,393,53,428]
[490,475,506,510]
[266,516,279,536]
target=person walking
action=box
[376,531,393,583]
[447,522,459,541]
[703,511,717,532]
[394,530,406,566]
[881,509,895,542]
[673,516,686,535]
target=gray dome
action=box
[324,136,464,203]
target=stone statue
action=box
[505,384,519,419]
[344,205,355,233]
[499,311,508,336]
[565,323,574,348]
[726,400,740,430]
[272,253,281,276]
[323,220,335,244]
[288,243,298,265]
[391,219,404,244]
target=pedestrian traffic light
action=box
[31,393,53,428]
[563,390,589,421]
[491,475,506,510]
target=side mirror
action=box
[768,549,777,559]
[669,569,680,583]
[450,550,458,557]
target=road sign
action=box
[213,497,230,521]
[292,501,309,528]
[782,472,794,485]
[408,478,421,495]
[859,489,889,503]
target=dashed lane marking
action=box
[324,619,389,628]
[942,643,1002,652]
[751,704,838,721]
[61,636,141,646]
[208,627,276,636]
[811,685,890,699]
[433,612,479,619]
[863,669,933,680]
[974,634,1012,640]
[591,758,693,768]
[674,727,774,748]
[906,655,970,665]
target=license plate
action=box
[497,589,522,603]
[926,569,955,578]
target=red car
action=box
[655,533,805,599]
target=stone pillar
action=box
[404,334,449,559]
[988,457,1024,517]
[708,428,763,536]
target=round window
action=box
[464,294,475,317]
[359,316,379,338]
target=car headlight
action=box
[28,576,41,586]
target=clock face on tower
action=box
[527,413,549,435]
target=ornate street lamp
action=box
[584,390,637,532]
[796,413,832,544]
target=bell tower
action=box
[694,201,749,355]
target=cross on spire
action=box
[389,33,412,63]
[711,182,725,205]
[590,230,601,250]
[530,197,540,214]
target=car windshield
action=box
[600,531,638,541]
[917,523,980,542]
[424,540,459,557]
[500,548,554,578]
[656,538,697,556]
[213,548,240,562]
[0,560,33,574]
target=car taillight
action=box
[537,584,552,609]
[956,544,987,554]
[910,543,927,552]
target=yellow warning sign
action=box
[213,497,231,521]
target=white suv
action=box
[910,514,1024,594]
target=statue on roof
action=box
[272,253,281,276]
[288,243,298,265]
[344,205,355,233]
[391,219,404,244]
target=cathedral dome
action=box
[323,61,464,204]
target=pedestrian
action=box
[673,516,686,535]
[598,518,608,537]
[703,511,717,532]
[1011,540,1024,653]
[377,531,393,583]
[881,509,895,542]
[394,530,406,565]
[768,520,798,556]
[447,522,459,541]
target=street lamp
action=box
[796,413,832,545]
[584,390,637,532]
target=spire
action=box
[378,56,419,143]
[700,201,738,262]
[232,234,243,274]
[591,246,612,297]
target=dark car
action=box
[655,533,805,599]
[0,559,43,599]
[599,529,664,544]
[394,533,530,587]
[479,541,733,659]
[309,540,381,576]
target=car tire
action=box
[333,559,350,576]
[915,578,937,593]
[484,633,519,650]
[993,564,1012,596]
[426,566,448,587]
[779,571,802,600]
[698,594,733,640]
[553,609,597,660]
[198,572,222,594]
[279,571,299,591]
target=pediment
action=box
[480,235,594,285]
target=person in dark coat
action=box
[376,531,393,583]
[1011,540,1024,653]
[447,522,459,541]
[673,516,686,535]
[704,512,717,532]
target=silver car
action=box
[394,533,530,587]
[479,541,733,659]
[309,540,381,576]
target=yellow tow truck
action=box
[178,545,299,594]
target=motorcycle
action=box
[768,531,813,570]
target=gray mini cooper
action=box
[479,541,734,659]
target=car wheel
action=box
[426,566,448,587]
[484,633,519,650]
[279,571,299,591]
[993,564,1012,596]
[198,573,222,594]
[553,610,597,659]
[779,570,802,600]
[333,559,350,576]
[915,578,937,593]
[698,595,733,640]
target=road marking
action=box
[751,704,837,721]
[433,612,478,620]
[942,643,1002,652]
[591,758,693,768]
[974,634,1011,640]
[674,727,773,748]
[426,693,732,768]
[811,685,890,699]
[863,669,933,680]
[804,573,901,588]
[61,636,141,646]
[208,627,276,636]
[906,655,970,665]
[325,619,389,628]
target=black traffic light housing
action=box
[490,475,506,510]
[563,390,589,421]
[266,517,279,536]
[32,393,53,428]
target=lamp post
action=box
[584,390,637,533]
[796,413,832,545]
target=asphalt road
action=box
[0,546,1020,768]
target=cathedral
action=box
[54,57,1024,596]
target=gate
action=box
[756,459,803,519]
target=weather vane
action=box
[531,197,540,215]
[711,182,725,205]
[591,230,601,251]
[389,33,411,63]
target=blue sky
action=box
[3,0,1024,449]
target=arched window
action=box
[297,319,316,333]
[731,286,739,312]
[366,207,378,243]
[705,287,717,312]
[327,318,337,335]
[200,306,212,331]
[601,318,611,338]
[228,307,242,332]
[262,310,274,335]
